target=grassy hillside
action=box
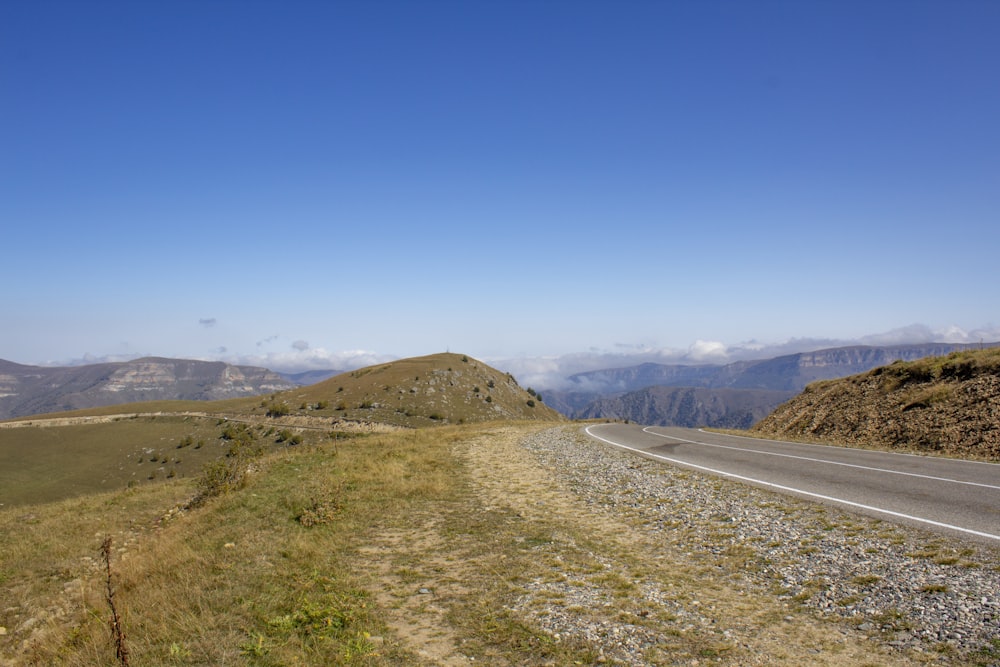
[752,347,1000,459]
[0,416,226,506]
[0,353,560,506]
[273,352,563,426]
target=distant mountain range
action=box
[576,386,795,429]
[4,342,997,425]
[0,357,299,420]
[547,342,1000,427]
[277,369,341,385]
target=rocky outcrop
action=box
[752,348,1000,459]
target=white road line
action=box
[584,425,1000,543]
[641,427,1000,491]
[694,428,1000,467]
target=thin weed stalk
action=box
[100,535,130,667]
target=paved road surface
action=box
[585,423,1000,546]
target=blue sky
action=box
[2,1,998,378]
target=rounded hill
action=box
[261,353,563,428]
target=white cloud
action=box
[687,339,728,361]
[223,348,397,374]
[291,340,310,351]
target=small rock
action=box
[0,626,7,635]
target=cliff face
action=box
[752,348,1000,459]
[0,357,297,419]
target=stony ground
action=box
[450,424,1000,666]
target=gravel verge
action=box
[519,426,1000,664]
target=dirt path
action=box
[367,423,921,665]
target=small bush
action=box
[197,459,243,499]
[267,402,291,418]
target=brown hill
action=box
[254,352,564,427]
[752,347,1000,459]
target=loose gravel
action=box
[518,426,1000,664]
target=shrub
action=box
[526,399,535,408]
[267,402,291,418]
[197,459,243,498]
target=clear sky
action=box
[2,1,998,376]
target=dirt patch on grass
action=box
[358,516,475,665]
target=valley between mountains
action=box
[1,350,998,666]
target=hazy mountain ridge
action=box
[752,347,1000,459]
[565,343,994,393]
[0,357,298,420]
[277,369,342,385]
[549,342,999,426]
[577,386,796,429]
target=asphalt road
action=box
[585,423,1000,546]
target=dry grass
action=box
[0,422,946,666]
[0,416,231,506]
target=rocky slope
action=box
[752,347,1000,459]
[0,357,297,419]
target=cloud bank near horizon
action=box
[36,323,1000,390]
[497,324,1000,391]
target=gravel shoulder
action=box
[453,424,1000,666]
